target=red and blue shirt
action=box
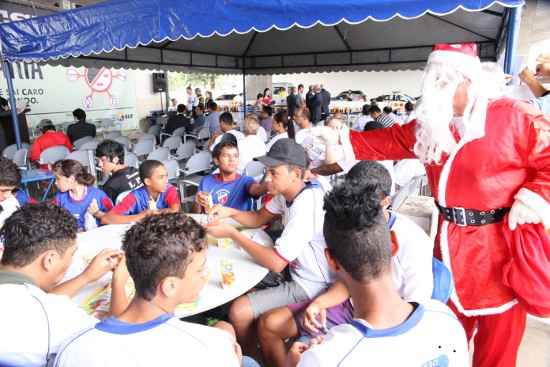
[15,190,35,206]
[54,187,113,230]
[111,185,180,215]
[198,174,256,211]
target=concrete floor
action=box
[517,317,550,367]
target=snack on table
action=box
[217,238,233,249]
[220,259,235,288]
[205,193,214,213]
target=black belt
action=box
[436,203,510,227]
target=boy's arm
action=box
[109,255,130,316]
[209,205,277,228]
[248,181,268,197]
[101,210,150,224]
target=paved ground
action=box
[517,317,550,366]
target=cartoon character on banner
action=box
[66,67,126,108]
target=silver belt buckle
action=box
[453,207,467,227]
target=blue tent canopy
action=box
[0,0,523,74]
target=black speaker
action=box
[152,72,167,93]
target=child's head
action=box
[139,160,168,194]
[256,139,308,196]
[195,104,204,116]
[0,158,21,202]
[325,116,343,131]
[243,114,260,136]
[53,159,95,192]
[273,110,295,139]
[219,112,236,133]
[95,140,125,174]
[323,182,392,283]
[212,135,239,175]
[260,105,273,119]
[122,213,208,304]
[346,161,392,210]
[0,203,78,289]
[293,107,311,129]
[176,104,186,114]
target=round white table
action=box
[63,216,272,318]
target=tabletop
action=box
[20,169,55,183]
[63,215,272,318]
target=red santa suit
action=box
[347,45,550,367]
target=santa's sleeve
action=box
[349,120,418,161]
[514,106,550,229]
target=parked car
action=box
[332,90,367,102]
[371,91,416,113]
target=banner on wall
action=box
[0,3,138,132]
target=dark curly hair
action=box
[346,161,392,199]
[122,213,207,301]
[1,203,78,267]
[323,182,391,282]
[0,157,21,187]
[95,139,125,164]
[52,159,95,186]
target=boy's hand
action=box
[112,254,129,284]
[208,204,237,222]
[286,338,323,367]
[206,223,236,239]
[83,249,123,283]
[196,191,211,210]
[87,199,99,216]
[303,301,327,334]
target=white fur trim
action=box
[428,50,481,81]
[515,188,550,229]
[437,139,517,316]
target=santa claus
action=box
[312,43,550,367]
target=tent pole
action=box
[1,59,23,149]
[504,6,522,75]
[242,68,246,120]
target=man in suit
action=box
[320,85,331,121]
[286,87,300,121]
[307,85,323,124]
[67,108,96,144]
[164,104,192,135]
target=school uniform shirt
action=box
[238,135,267,172]
[390,212,434,302]
[0,196,20,230]
[15,189,33,206]
[257,126,268,143]
[0,271,97,367]
[266,132,288,151]
[54,314,239,367]
[54,187,114,230]
[210,129,246,152]
[101,167,142,203]
[265,181,332,298]
[297,299,469,367]
[110,185,180,216]
[198,174,256,211]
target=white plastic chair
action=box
[172,141,196,161]
[79,139,99,151]
[39,145,70,166]
[147,147,170,161]
[3,143,30,160]
[244,161,265,181]
[147,124,161,138]
[132,139,155,158]
[104,131,122,140]
[12,148,28,170]
[184,126,210,145]
[162,136,181,152]
[162,159,181,181]
[137,133,156,143]
[160,126,187,142]
[114,136,131,150]
[66,150,94,171]
[124,151,139,169]
[73,136,95,150]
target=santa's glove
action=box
[508,199,542,231]
[338,124,356,163]
[311,126,339,145]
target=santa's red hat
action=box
[427,43,482,81]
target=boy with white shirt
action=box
[287,181,468,367]
[209,112,245,151]
[206,139,331,355]
[55,213,255,367]
[0,158,26,230]
[0,203,127,367]
[258,161,433,367]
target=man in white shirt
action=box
[294,108,326,168]
[209,112,245,152]
[286,181,468,367]
[239,114,267,172]
[207,139,331,355]
[185,86,197,112]
[55,213,255,367]
[0,203,127,367]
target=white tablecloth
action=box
[64,216,272,318]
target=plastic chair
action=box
[160,126,187,143]
[431,258,454,303]
[114,136,131,150]
[39,145,70,166]
[162,159,181,181]
[104,131,122,140]
[73,136,95,150]
[78,139,99,151]
[137,133,156,143]
[162,136,182,152]
[66,150,94,171]
[147,147,170,161]
[184,126,210,145]
[3,143,30,160]
[12,148,28,170]
[147,124,161,137]
[244,161,265,180]
[124,151,139,169]
[132,139,155,158]
[172,141,196,161]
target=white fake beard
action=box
[414,64,465,165]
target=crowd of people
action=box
[0,43,548,367]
